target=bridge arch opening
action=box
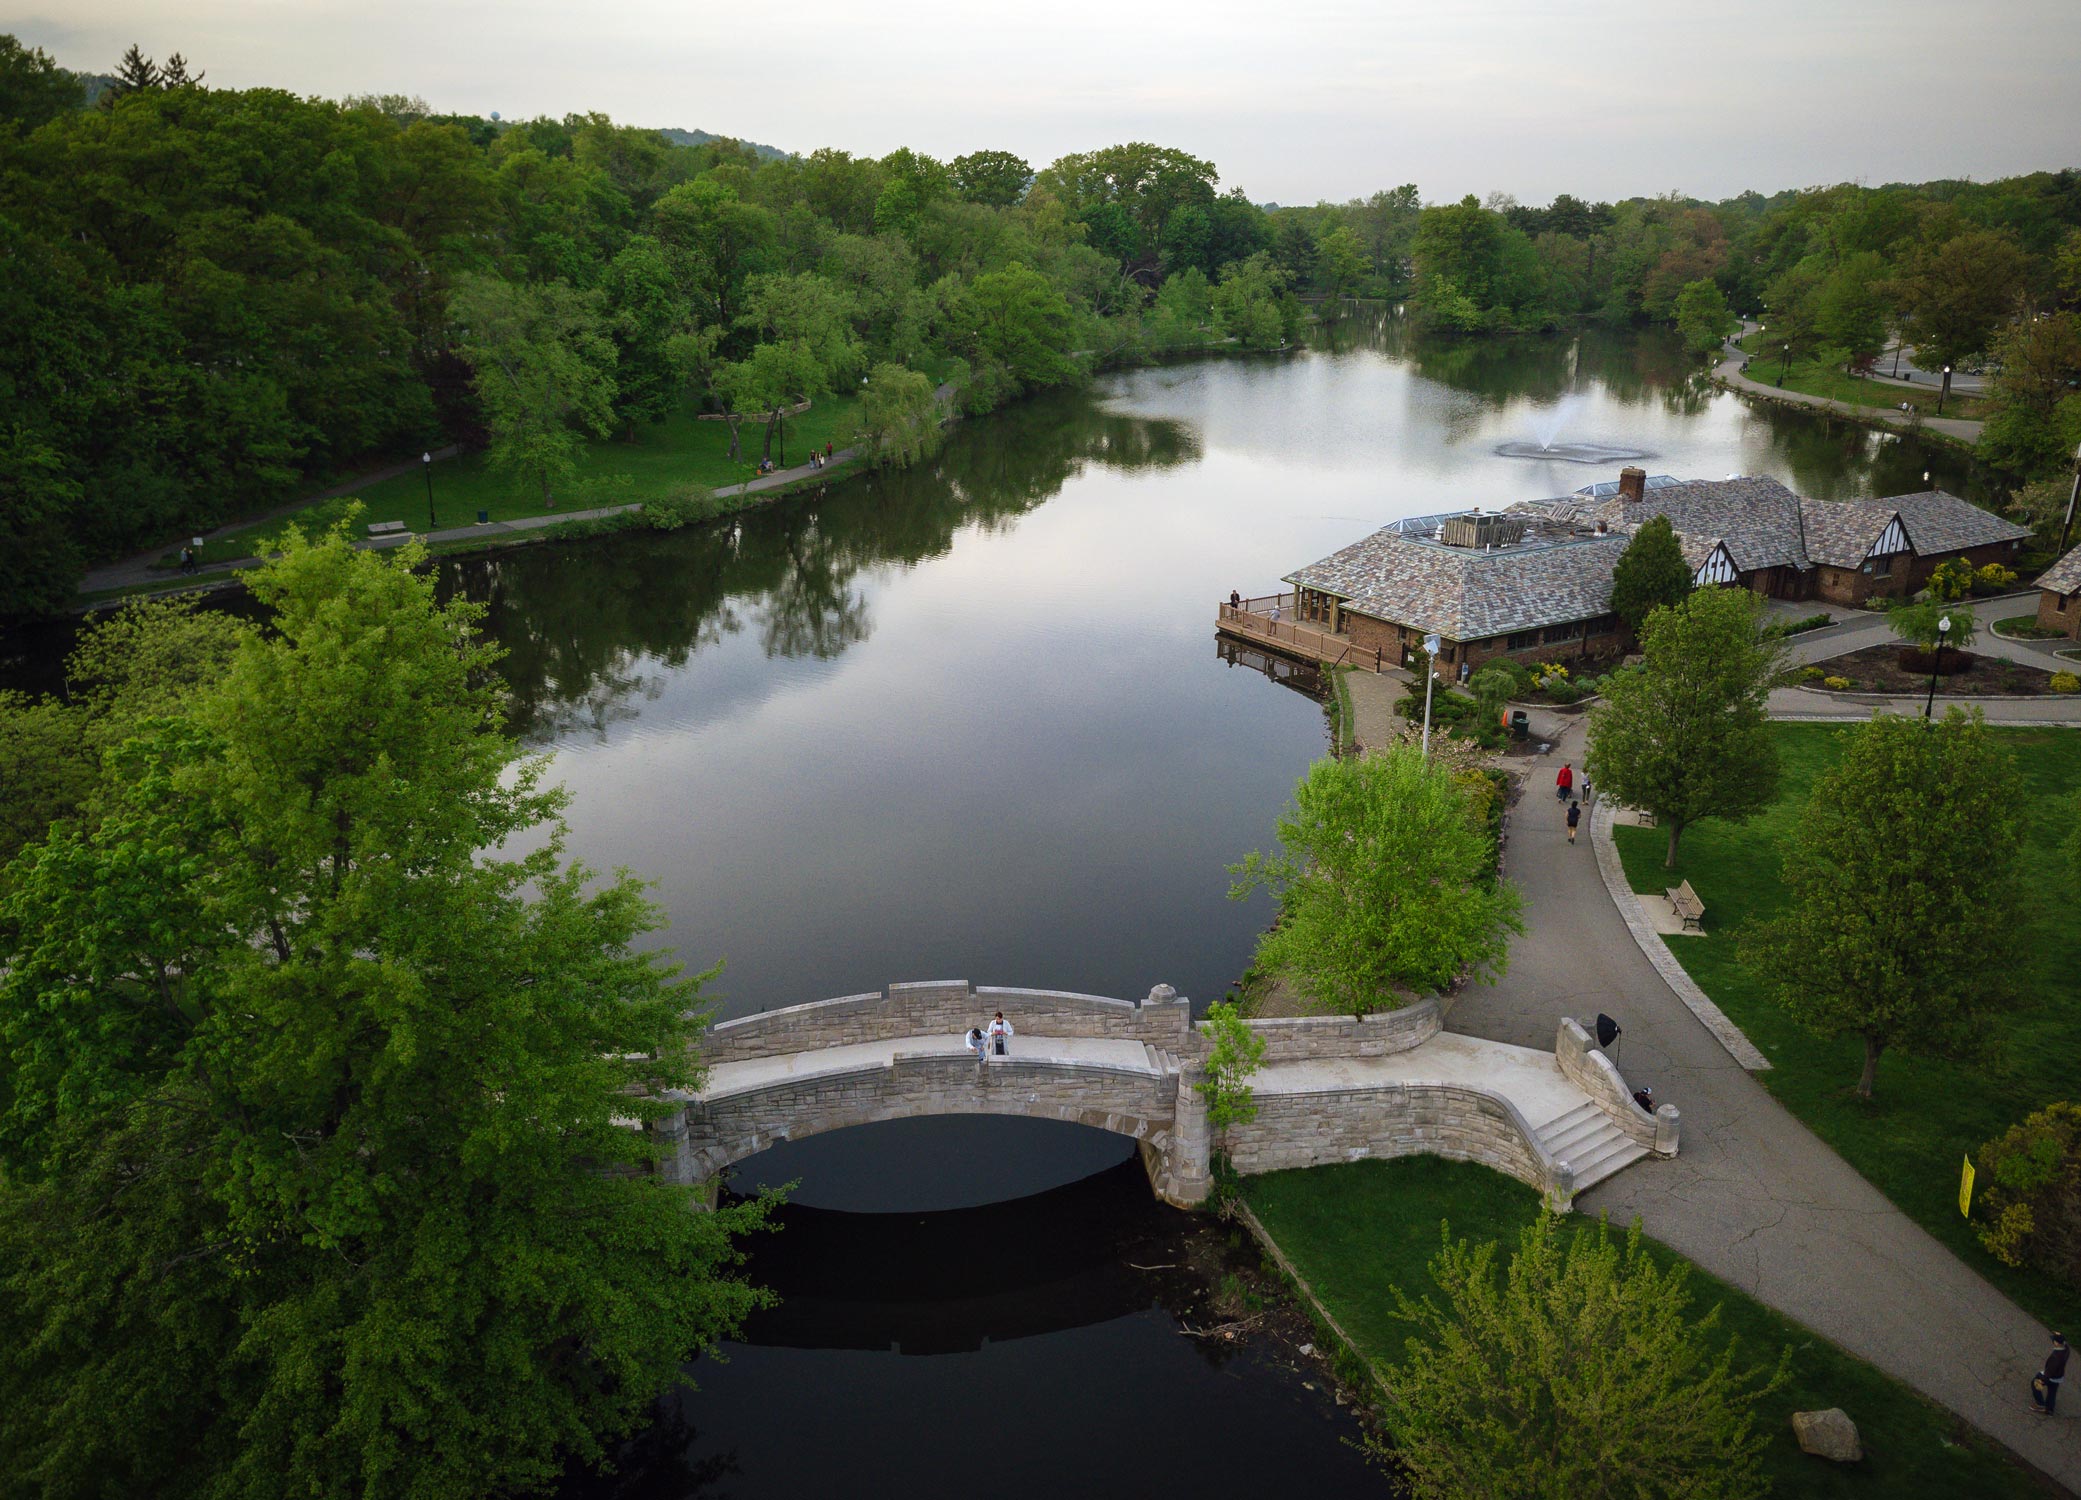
[725,1114,1143,1213]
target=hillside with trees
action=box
[2,34,2077,616]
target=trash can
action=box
[476,509,489,525]
[1508,709,1530,741]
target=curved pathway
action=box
[1712,344,1984,445]
[1446,710,2078,1491]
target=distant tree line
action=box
[0,41,1312,614]
[4,33,2078,615]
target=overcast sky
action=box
[18,0,2081,205]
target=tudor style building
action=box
[1237,466,2033,674]
[2037,546,2081,639]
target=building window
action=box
[1507,630,1539,650]
[1871,554,1892,578]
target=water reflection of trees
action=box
[447,392,1197,741]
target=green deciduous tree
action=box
[1888,596,1977,649]
[0,528,769,1498]
[1609,514,1694,631]
[1673,278,1735,354]
[1376,1214,1788,1500]
[1972,1101,2081,1286]
[0,34,81,129]
[1314,222,1370,300]
[1211,252,1301,349]
[949,149,1031,208]
[1229,747,1524,1016]
[1979,311,2081,478]
[453,274,618,507]
[1738,710,2025,1097]
[1892,228,2029,377]
[858,361,941,468]
[1195,1000,1265,1158]
[1587,587,1784,866]
[1815,250,1893,369]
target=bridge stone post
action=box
[1156,1061,1212,1207]
[1653,1104,1681,1157]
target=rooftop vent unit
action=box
[1440,513,1527,549]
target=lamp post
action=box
[1937,364,1952,416]
[1924,614,1951,721]
[422,452,435,531]
[1421,634,1441,758]
[1891,332,1903,379]
[1777,342,1791,387]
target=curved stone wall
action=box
[1234,997,1442,1063]
[1222,1082,1571,1207]
[704,980,1192,1064]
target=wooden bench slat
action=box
[1664,879,1706,930]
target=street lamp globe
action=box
[1938,615,1952,637]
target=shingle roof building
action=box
[2038,546,2081,596]
[1277,471,2032,653]
[1284,520,1627,640]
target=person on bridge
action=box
[987,1011,1014,1057]
[968,1027,988,1067]
[1556,762,1574,802]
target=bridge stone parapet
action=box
[704,980,1193,1064]
[1555,1016,1679,1156]
[1236,997,1442,1063]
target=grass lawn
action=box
[1611,723,2081,1337]
[1246,1157,2049,1497]
[167,396,863,567]
[1733,334,1990,422]
[1993,614,2070,642]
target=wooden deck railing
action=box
[1217,600,1384,673]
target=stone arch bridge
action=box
[657,981,1678,1209]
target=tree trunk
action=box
[1857,1035,1883,1099]
[760,408,779,462]
[1664,819,1683,868]
[724,415,741,461]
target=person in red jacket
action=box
[1556,762,1574,802]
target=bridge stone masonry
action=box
[654,982,1678,1210]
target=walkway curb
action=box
[1587,803,1771,1072]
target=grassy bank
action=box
[1610,723,2081,1335]
[163,396,863,568]
[1245,1157,2047,1497]
[1733,334,1989,421]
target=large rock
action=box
[1791,1408,1862,1462]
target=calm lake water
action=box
[0,311,1984,1498]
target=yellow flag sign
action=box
[1959,1155,1975,1218]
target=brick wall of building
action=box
[2039,587,2081,639]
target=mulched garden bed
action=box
[1809,645,2067,696]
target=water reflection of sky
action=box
[462,321,1983,1026]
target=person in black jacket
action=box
[2032,1332,2067,1414]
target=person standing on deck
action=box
[987,1012,1014,1057]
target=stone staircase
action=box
[1536,1101,1649,1194]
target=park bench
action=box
[1666,879,1705,932]
[366,520,409,537]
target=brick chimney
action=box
[1617,466,1647,504]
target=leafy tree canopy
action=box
[1229,747,1523,1016]
[1609,514,1694,630]
[0,529,770,1498]
[1587,586,1784,866]
[1738,710,2025,1097]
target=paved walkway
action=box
[1712,344,1984,445]
[1342,664,1411,750]
[1447,716,2080,1491]
[79,446,866,597]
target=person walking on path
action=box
[967,1026,989,1068]
[987,1011,1013,1057]
[1566,800,1581,845]
[2032,1332,2068,1414]
[1556,762,1574,802]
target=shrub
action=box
[2053,671,2081,694]
[1800,665,1826,681]
[1971,563,2018,595]
[1543,680,1586,704]
[1972,1102,2081,1289]
[1927,556,1976,601]
[1761,612,1832,639]
[1823,675,1851,690]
